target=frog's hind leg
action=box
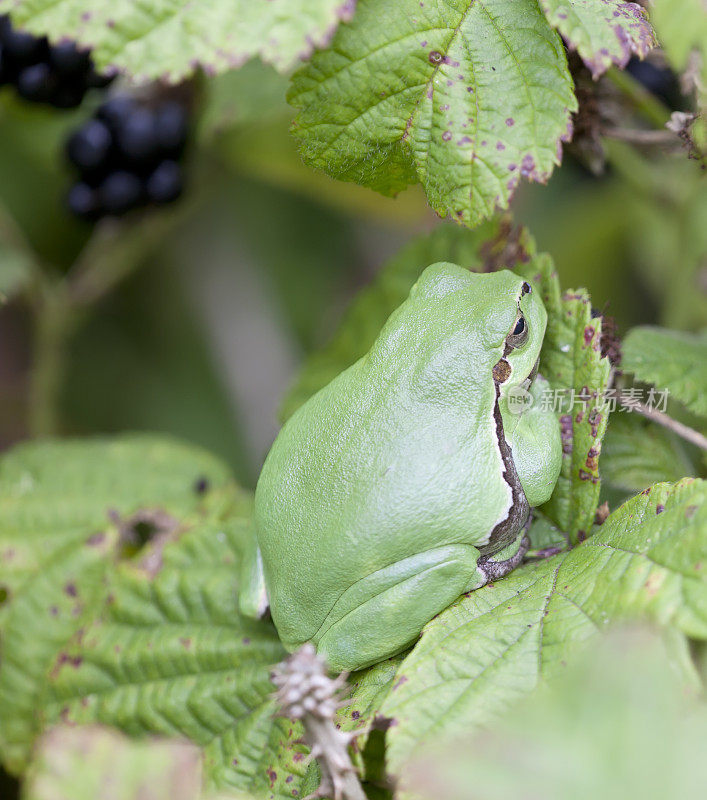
[314,544,481,672]
[477,531,530,584]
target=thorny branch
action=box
[272,645,367,800]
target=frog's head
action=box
[408,264,547,393]
[486,271,547,394]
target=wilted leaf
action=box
[540,0,655,79]
[0,435,235,773]
[289,0,576,227]
[622,326,707,418]
[399,628,707,800]
[381,478,707,772]
[0,0,357,82]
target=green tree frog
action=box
[241,263,562,672]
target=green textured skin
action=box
[253,263,561,671]
[503,375,563,507]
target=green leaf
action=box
[336,654,404,777]
[0,0,356,82]
[602,414,697,495]
[398,628,707,800]
[281,220,539,420]
[527,274,611,542]
[36,514,299,796]
[622,326,707,418]
[0,435,235,773]
[200,62,291,140]
[22,725,232,800]
[380,478,707,773]
[540,1,655,79]
[288,0,576,227]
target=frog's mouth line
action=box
[520,355,541,390]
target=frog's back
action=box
[255,264,524,653]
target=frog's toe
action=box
[314,544,481,672]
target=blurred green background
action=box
[0,61,704,490]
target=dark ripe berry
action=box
[0,44,9,84]
[626,57,682,109]
[66,182,99,220]
[50,40,90,75]
[17,62,54,102]
[99,170,143,215]
[97,95,137,131]
[51,81,86,109]
[85,67,112,89]
[146,160,183,204]
[66,119,113,172]
[115,107,158,162]
[154,102,188,157]
[2,26,46,65]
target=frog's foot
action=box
[476,532,530,584]
[312,545,481,672]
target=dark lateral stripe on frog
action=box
[477,382,530,556]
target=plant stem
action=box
[27,283,76,438]
[25,207,186,437]
[603,127,680,146]
[618,393,707,451]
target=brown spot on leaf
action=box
[193,476,210,495]
[86,532,106,547]
[428,50,444,65]
[560,415,573,455]
[578,469,598,484]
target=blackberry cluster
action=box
[0,15,110,108]
[66,95,189,220]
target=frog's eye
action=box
[507,314,528,348]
